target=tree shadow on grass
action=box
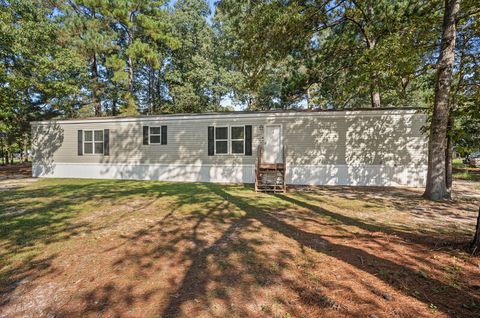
[0,180,231,301]
[289,190,476,247]
[66,183,479,317]
[52,185,318,317]
[198,185,480,318]
[161,217,253,317]
[3,180,480,317]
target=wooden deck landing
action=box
[258,163,285,170]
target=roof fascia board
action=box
[31,109,421,125]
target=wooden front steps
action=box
[255,147,287,193]
[256,164,286,193]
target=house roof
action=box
[31,107,426,125]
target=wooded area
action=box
[3,2,480,314]
[0,0,479,200]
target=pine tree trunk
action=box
[19,139,24,163]
[0,137,4,165]
[112,97,117,116]
[126,28,134,96]
[127,56,134,94]
[471,206,480,254]
[370,76,381,108]
[23,134,30,162]
[423,0,460,201]
[445,132,453,198]
[148,66,154,114]
[445,112,454,199]
[126,17,135,97]
[5,142,11,165]
[92,53,101,116]
[156,69,162,113]
[24,139,28,162]
[306,86,313,110]
[367,38,381,108]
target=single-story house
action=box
[31,108,428,188]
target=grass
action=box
[453,171,480,182]
[453,159,480,182]
[0,178,479,317]
[453,158,467,169]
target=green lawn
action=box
[1,178,479,317]
[453,158,467,169]
[454,171,480,182]
[453,158,480,182]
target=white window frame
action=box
[230,125,245,155]
[83,129,104,155]
[214,126,229,155]
[148,126,161,145]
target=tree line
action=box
[1,0,479,194]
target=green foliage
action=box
[163,0,231,113]
[0,0,478,158]
[0,0,87,161]
[215,0,445,110]
[121,93,140,116]
[451,11,480,155]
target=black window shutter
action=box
[245,125,252,156]
[143,126,149,145]
[208,126,214,156]
[161,126,167,145]
[78,130,83,156]
[104,129,110,155]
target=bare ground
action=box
[0,165,479,318]
[0,163,31,180]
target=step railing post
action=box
[255,144,263,192]
[283,143,287,193]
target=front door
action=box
[263,125,282,164]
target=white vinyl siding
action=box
[31,110,428,186]
[32,112,427,166]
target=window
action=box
[84,130,104,154]
[211,126,245,155]
[149,126,161,144]
[215,127,228,154]
[231,126,245,154]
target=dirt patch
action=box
[453,180,480,200]
[0,179,479,318]
[0,163,32,179]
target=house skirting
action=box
[32,163,427,187]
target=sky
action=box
[207,0,217,16]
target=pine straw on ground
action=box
[0,163,31,179]
[0,177,479,318]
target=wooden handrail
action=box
[257,144,263,167]
[282,142,287,193]
[255,144,263,192]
